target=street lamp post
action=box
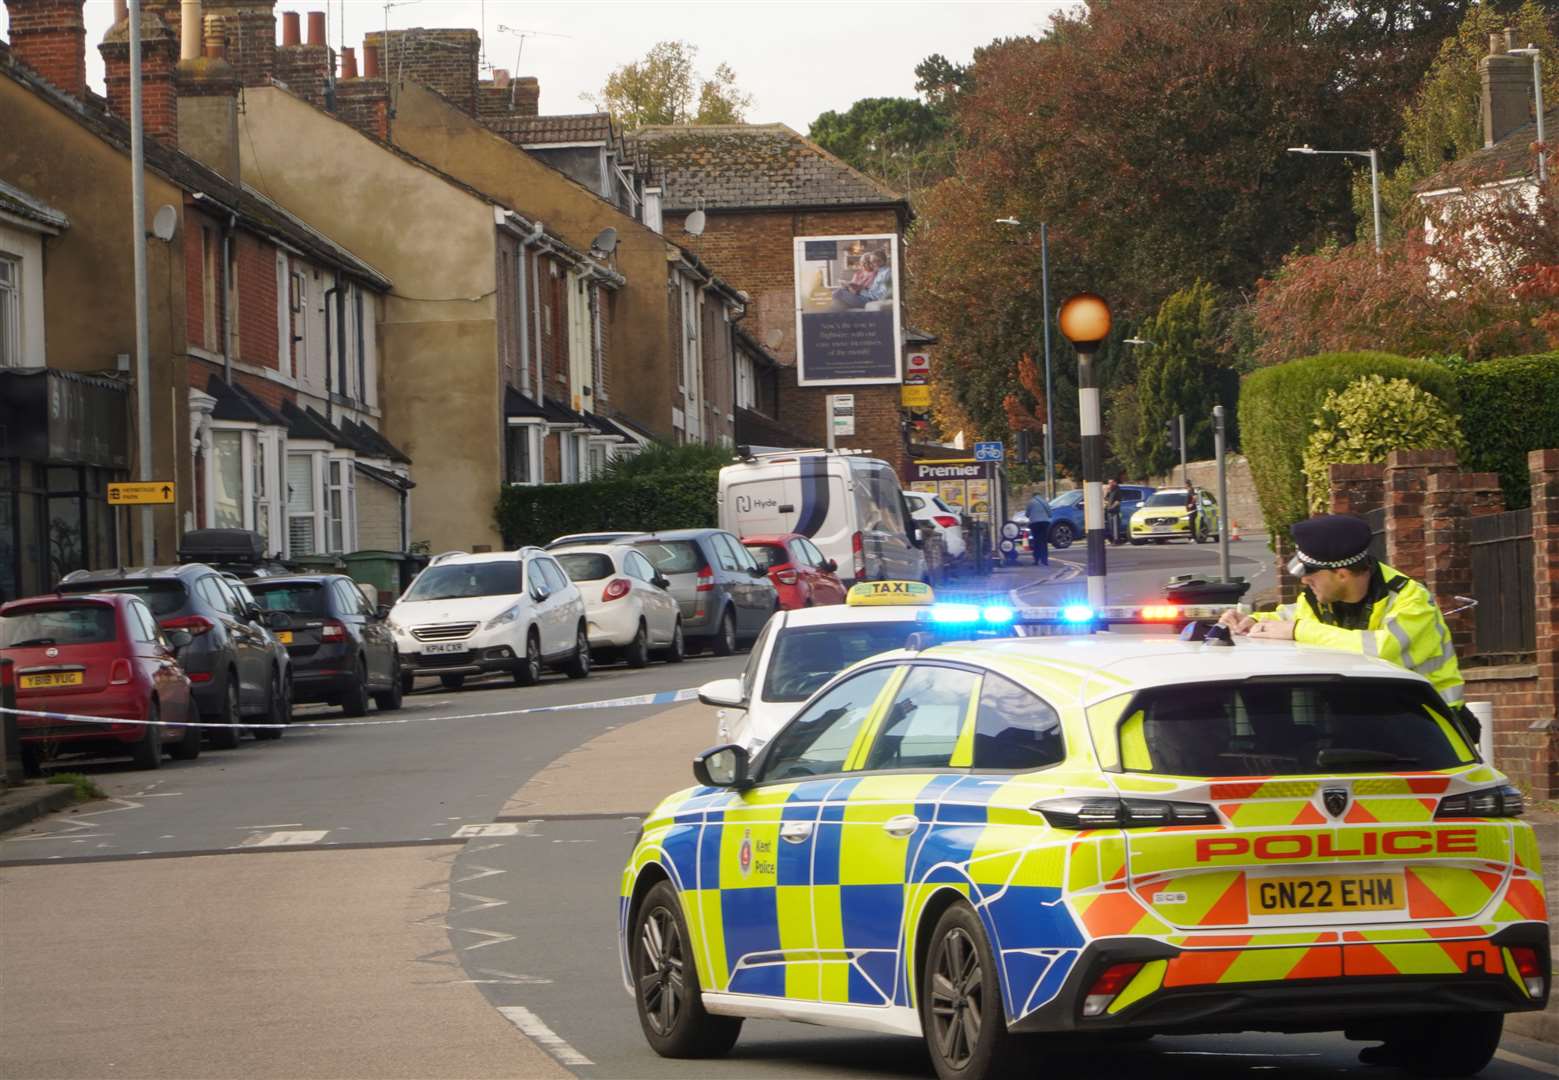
[1509,46,1548,184]
[1058,293,1111,608]
[996,217,1055,499]
[1288,144,1383,254]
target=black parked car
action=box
[56,564,293,748]
[247,575,401,715]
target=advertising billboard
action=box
[793,233,903,386]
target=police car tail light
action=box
[1435,784,1524,819]
[695,565,716,593]
[1082,962,1144,1017]
[1510,946,1546,998]
[601,578,631,602]
[852,532,865,579]
[775,568,798,586]
[1033,797,1220,829]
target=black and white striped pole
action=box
[1058,293,1112,608]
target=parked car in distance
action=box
[719,450,925,585]
[1129,487,1220,544]
[552,545,684,667]
[389,548,591,690]
[632,529,778,656]
[57,565,293,748]
[0,592,199,770]
[545,531,642,550]
[1005,484,1156,555]
[740,533,846,610]
[903,492,967,561]
[248,575,402,715]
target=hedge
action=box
[494,470,719,549]
[1455,352,1559,510]
[1238,352,1459,544]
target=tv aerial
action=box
[494,25,573,71]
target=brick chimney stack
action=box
[363,27,479,115]
[1482,29,1533,148]
[193,0,274,87]
[333,37,390,141]
[274,7,331,107]
[100,5,180,144]
[176,5,242,181]
[5,0,89,97]
[513,75,539,118]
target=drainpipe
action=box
[221,211,236,383]
[323,278,338,423]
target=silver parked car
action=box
[631,529,777,656]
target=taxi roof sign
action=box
[846,580,935,607]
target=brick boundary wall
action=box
[1325,449,1559,796]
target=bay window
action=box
[207,424,280,550]
[506,421,541,485]
[286,450,356,556]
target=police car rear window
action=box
[764,623,917,703]
[1117,680,1471,777]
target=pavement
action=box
[0,778,78,833]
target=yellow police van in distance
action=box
[620,631,1546,1079]
[1129,487,1221,544]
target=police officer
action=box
[1218,513,1468,719]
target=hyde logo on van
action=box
[735,495,781,514]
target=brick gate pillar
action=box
[1425,471,1504,656]
[1383,450,1460,582]
[1529,449,1559,797]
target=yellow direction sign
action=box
[107,481,176,506]
[900,384,932,409]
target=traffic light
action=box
[1016,430,1033,462]
[1164,419,1179,453]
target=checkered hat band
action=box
[1294,548,1369,569]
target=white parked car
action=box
[389,548,590,690]
[904,491,967,560]
[697,581,1017,753]
[552,545,685,667]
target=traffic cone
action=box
[1230,520,1242,542]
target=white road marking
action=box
[236,830,329,847]
[1497,1049,1559,1077]
[497,1006,593,1066]
[234,823,303,830]
[452,822,531,838]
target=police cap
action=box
[1287,514,1373,577]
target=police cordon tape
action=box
[0,687,700,732]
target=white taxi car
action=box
[623,630,1546,1080]
[697,581,1017,754]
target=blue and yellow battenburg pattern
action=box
[619,645,1547,1030]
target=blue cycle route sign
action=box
[974,441,1004,462]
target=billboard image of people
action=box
[793,233,903,386]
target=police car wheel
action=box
[633,881,741,1058]
[923,903,1019,1080]
[1383,1013,1502,1077]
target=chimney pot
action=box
[281,10,300,46]
[1481,29,1533,147]
[306,10,326,46]
[341,45,357,78]
[362,42,381,77]
[180,0,202,62]
[115,0,128,22]
[492,68,510,87]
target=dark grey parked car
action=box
[631,529,777,656]
[248,575,401,716]
[57,564,293,748]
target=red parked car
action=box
[740,534,846,610]
[0,593,199,772]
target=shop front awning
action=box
[0,367,129,468]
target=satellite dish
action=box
[151,204,178,242]
[684,209,706,237]
[765,328,783,349]
[589,227,617,256]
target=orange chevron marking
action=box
[1344,802,1379,824]
[1292,803,1326,825]
[1438,941,1500,972]
[1211,783,1264,800]
[1406,777,1451,794]
[1286,946,1342,980]
[1314,932,1339,943]
[1342,944,1398,977]
[1405,870,1457,920]
[1200,875,1249,926]
[1342,931,1367,942]
[1080,892,1148,937]
[1474,870,1505,894]
[1418,799,1439,813]
[1504,879,1547,920]
[1178,934,1253,948]
[1163,949,1243,988]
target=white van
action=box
[718,450,925,585]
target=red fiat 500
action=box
[741,534,846,610]
[0,593,199,771]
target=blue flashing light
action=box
[929,603,981,624]
[982,605,1015,624]
[1061,604,1096,624]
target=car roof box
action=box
[178,528,267,566]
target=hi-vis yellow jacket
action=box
[1253,562,1465,706]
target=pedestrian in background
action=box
[1025,491,1051,567]
[1104,479,1122,544]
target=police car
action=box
[697,581,1019,754]
[621,629,1547,1079]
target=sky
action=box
[1,0,1080,131]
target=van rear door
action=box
[724,459,848,551]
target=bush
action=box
[1455,352,1559,509]
[1301,376,1465,514]
[600,442,734,480]
[494,462,721,549]
[1239,352,1458,543]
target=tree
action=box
[1351,0,1559,245]
[586,41,752,128]
[808,97,952,203]
[1131,282,1229,478]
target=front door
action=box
[703,665,897,1000]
